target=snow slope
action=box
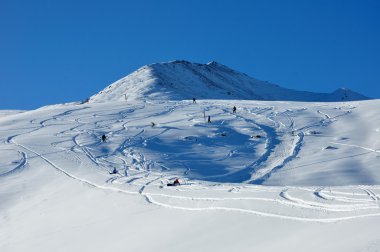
[88,60,370,103]
[1,98,380,251]
[0,110,25,118]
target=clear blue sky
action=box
[1,0,379,109]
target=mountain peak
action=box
[206,61,237,73]
[88,60,370,103]
[331,87,368,101]
[207,61,224,67]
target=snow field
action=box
[1,98,380,251]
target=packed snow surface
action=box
[1,98,380,251]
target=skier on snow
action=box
[101,134,107,142]
[167,178,181,186]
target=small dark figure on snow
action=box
[208,115,211,123]
[101,134,107,142]
[232,106,237,113]
[167,178,181,186]
[110,168,118,174]
[192,97,196,104]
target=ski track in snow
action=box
[1,101,380,223]
[329,142,380,154]
[0,150,28,177]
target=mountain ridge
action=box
[88,60,370,103]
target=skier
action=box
[192,97,196,104]
[101,134,107,142]
[208,115,211,123]
[232,106,236,113]
[167,178,181,186]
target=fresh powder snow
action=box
[1,61,379,252]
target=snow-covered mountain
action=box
[89,60,369,102]
[1,61,379,252]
